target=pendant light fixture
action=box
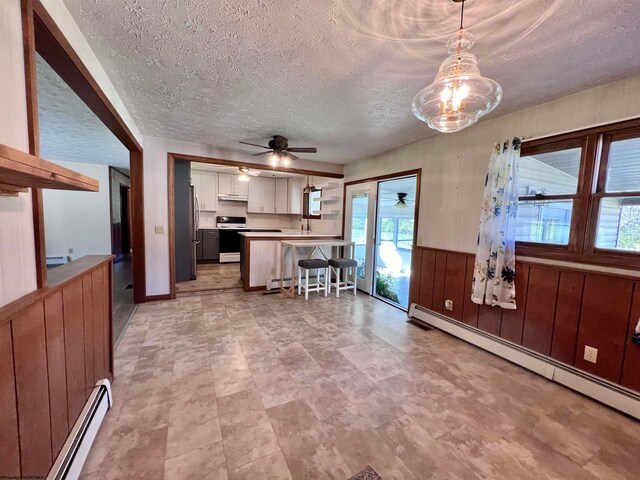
[411,0,502,133]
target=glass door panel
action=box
[373,176,417,309]
[345,183,376,293]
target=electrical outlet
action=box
[444,299,454,311]
[584,345,598,364]
[68,248,73,254]
[155,226,164,234]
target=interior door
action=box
[344,182,377,293]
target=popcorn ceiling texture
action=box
[58,0,640,164]
[37,53,130,168]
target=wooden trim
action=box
[0,144,99,191]
[343,169,422,187]
[169,152,344,179]
[168,155,176,299]
[129,151,146,303]
[145,294,173,302]
[30,0,141,152]
[21,0,46,289]
[21,0,147,301]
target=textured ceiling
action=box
[62,0,640,164]
[37,54,130,168]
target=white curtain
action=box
[471,137,521,309]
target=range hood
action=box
[218,193,248,202]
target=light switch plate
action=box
[155,226,164,234]
[584,345,598,364]
[444,299,454,311]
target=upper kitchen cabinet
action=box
[288,177,303,214]
[192,170,218,211]
[219,173,249,197]
[275,178,288,214]
[248,177,276,213]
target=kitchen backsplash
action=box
[199,200,301,229]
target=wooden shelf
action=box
[318,195,339,203]
[317,181,340,191]
[0,143,99,195]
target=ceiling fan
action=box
[237,167,260,182]
[239,135,318,166]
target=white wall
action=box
[344,75,640,256]
[143,135,344,296]
[0,0,38,306]
[42,162,111,261]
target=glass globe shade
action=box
[412,29,502,133]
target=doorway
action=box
[343,171,421,310]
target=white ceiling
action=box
[36,54,130,168]
[59,0,640,164]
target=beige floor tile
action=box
[164,442,227,480]
[227,450,292,480]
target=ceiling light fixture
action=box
[238,168,250,182]
[411,0,502,133]
[396,192,408,209]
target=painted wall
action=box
[42,162,111,261]
[0,1,38,306]
[143,135,344,296]
[344,75,640,259]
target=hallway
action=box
[82,292,640,479]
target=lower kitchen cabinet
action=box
[198,229,219,263]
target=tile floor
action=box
[82,291,640,479]
[176,263,243,294]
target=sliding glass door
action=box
[373,176,417,309]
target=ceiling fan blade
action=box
[248,171,261,176]
[239,141,270,149]
[287,147,317,153]
[283,152,299,160]
[251,151,273,156]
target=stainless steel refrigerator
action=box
[174,160,197,282]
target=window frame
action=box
[516,118,640,269]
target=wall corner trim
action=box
[408,304,640,420]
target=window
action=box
[516,119,640,268]
[303,188,321,219]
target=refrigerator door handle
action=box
[194,194,201,243]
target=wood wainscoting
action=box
[0,256,113,479]
[410,246,640,394]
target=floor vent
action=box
[47,380,113,480]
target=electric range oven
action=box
[217,216,247,263]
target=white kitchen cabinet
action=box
[191,170,218,211]
[275,178,288,214]
[219,172,249,196]
[287,177,303,214]
[248,177,276,213]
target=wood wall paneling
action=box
[12,303,53,477]
[82,274,94,395]
[408,247,422,306]
[418,249,436,310]
[91,267,105,381]
[461,255,479,327]
[63,278,87,423]
[621,283,640,391]
[0,322,20,478]
[44,291,69,457]
[550,271,585,365]
[500,263,530,345]
[477,304,502,336]
[432,252,447,314]
[575,275,634,383]
[521,266,560,355]
[103,264,113,376]
[443,252,467,321]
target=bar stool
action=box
[328,258,357,297]
[297,258,329,299]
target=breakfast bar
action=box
[279,239,356,298]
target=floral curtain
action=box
[471,137,521,310]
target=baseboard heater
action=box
[47,380,113,480]
[408,304,640,420]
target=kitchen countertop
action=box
[238,230,339,238]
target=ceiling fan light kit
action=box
[240,135,318,167]
[412,0,502,133]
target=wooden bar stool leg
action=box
[336,267,341,298]
[324,267,328,297]
[352,265,357,295]
[305,268,309,300]
[297,266,301,295]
